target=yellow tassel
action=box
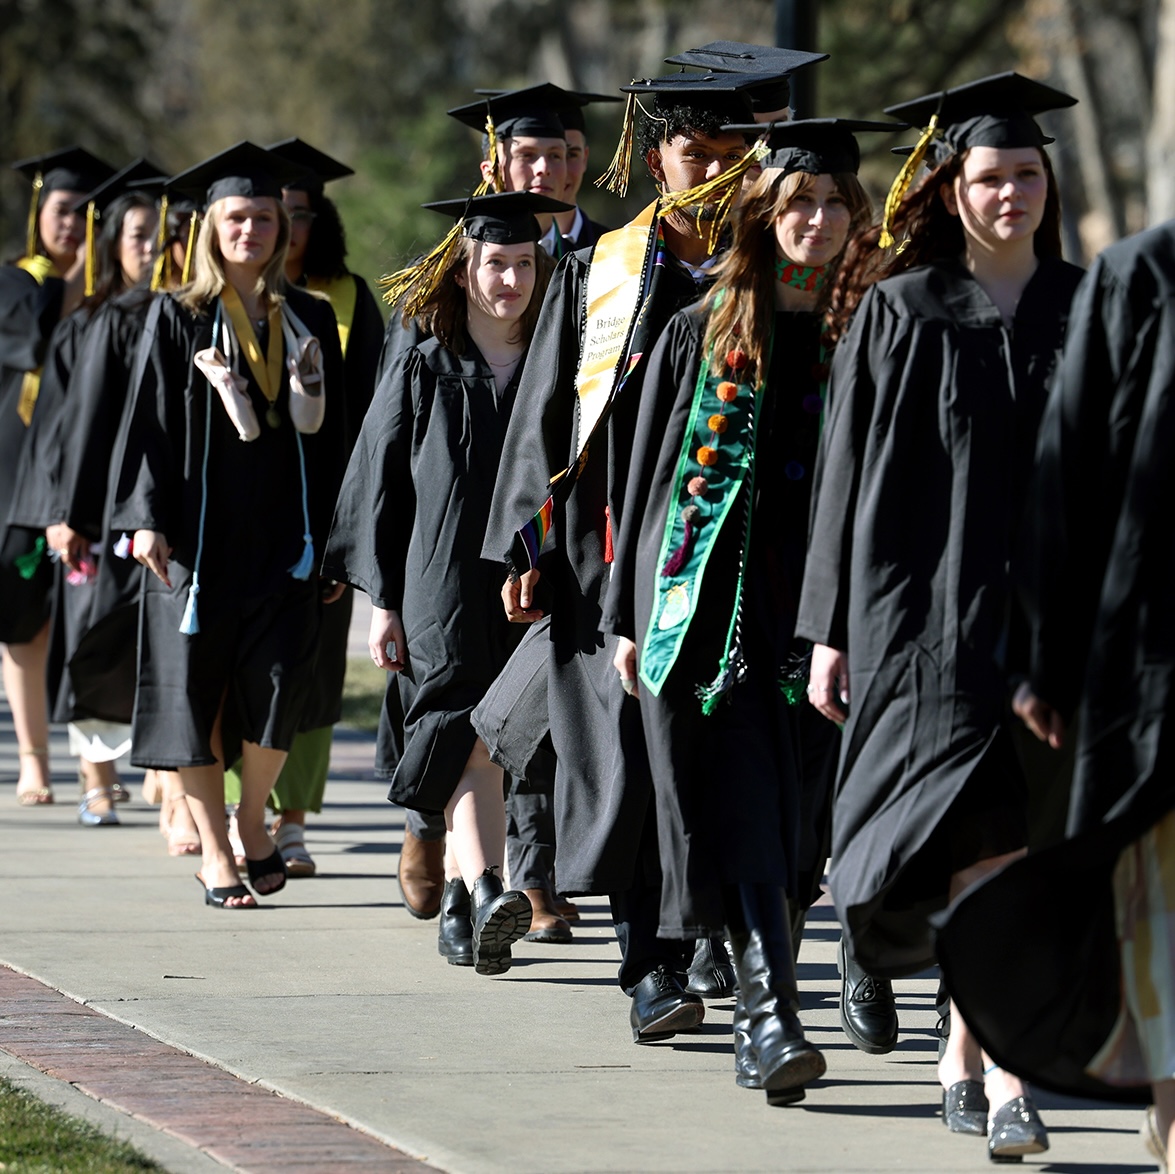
[594,90,638,197]
[150,194,169,291]
[658,137,771,254]
[84,202,97,297]
[485,110,504,194]
[25,171,43,259]
[878,113,940,250]
[181,211,198,284]
[378,219,467,316]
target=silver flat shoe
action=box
[78,786,120,827]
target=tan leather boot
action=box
[522,887,573,943]
[398,829,445,919]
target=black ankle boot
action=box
[726,885,826,1096]
[470,866,532,976]
[733,990,806,1106]
[437,878,474,966]
[685,935,737,999]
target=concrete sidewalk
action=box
[0,676,1153,1173]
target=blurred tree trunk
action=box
[1148,0,1175,221]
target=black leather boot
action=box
[733,989,805,1106]
[837,935,898,1054]
[685,935,737,998]
[726,885,826,1096]
[437,878,474,966]
[470,866,532,976]
[789,903,809,963]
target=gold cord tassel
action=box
[878,113,940,250]
[378,219,466,316]
[181,211,198,284]
[485,110,504,193]
[150,194,169,291]
[25,171,43,259]
[658,138,771,253]
[84,202,97,297]
[594,90,638,197]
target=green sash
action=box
[639,333,769,704]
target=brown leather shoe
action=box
[522,888,573,943]
[398,829,445,919]
[554,895,580,921]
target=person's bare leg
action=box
[938,850,1030,1110]
[160,770,200,854]
[236,740,288,894]
[4,624,52,799]
[442,837,462,883]
[444,740,506,887]
[78,757,117,815]
[1153,1079,1175,1169]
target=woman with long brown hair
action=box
[603,118,885,1105]
[796,74,1084,1158]
[109,143,346,908]
[324,191,564,975]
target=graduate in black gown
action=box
[1,146,114,808]
[795,74,1084,1159]
[604,118,885,1103]
[109,143,346,909]
[323,191,567,974]
[220,139,384,878]
[480,70,793,1041]
[935,220,1175,1171]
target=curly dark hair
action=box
[635,97,753,160]
[286,183,349,280]
[826,146,1063,345]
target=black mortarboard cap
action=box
[10,146,116,196]
[474,88,622,135]
[722,118,905,176]
[664,42,828,114]
[884,72,1077,165]
[166,142,301,208]
[266,138,355,195]
[69,157,166,215]
[449,84,581,140]
[421,191,574,244]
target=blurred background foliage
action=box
[4,0,1175,300]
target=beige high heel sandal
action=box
[15,747,53,806]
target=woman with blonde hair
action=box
[604,118,886,1104]
[109,143,346,908]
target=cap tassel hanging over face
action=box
[150,193,169,292]
[595,89,638,197]
[25,171,43,260]
[83,202,97,296]
[878,113,940,250]
[657,136,771,252]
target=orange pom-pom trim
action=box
[716,381,738,403]
[697,446,718,467]
[725,348,748,370]
[708,414,728,434]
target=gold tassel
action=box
[25,171,43,259]
[378,219,467,317]
[84,202,97,297]
[594,90,638,197]
[658,137,771,254]
[878,113,940,250]
[485,109,504,193]
[150,194,169,291]
[181,211,198,284]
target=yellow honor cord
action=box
[25,171,43,259]
[181,211,198,284]
[84,202,97,297]
[879,113,941,250]
[595,89,638,197]
[220,285,283,405]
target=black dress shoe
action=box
[630,965,705,1043]
[685,936,738,999]
[987,1095,1048,1162]
[942,1080,988,1135]
[470,867,532,976]
[437,878,474,966]
[838,936,898,1054]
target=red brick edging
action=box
[0,965,431,1172]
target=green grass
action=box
[338,655,390,732]
[0,1078,162,1172]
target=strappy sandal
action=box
[111,781,131,804]
[78,785,120,827]
[161,794,201,856]
[245,848,287,896]
[274,821,316,878]
[16,747,53,806]
[195,874,256,909]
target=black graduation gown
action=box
[481,237,711,895]
[108,287,346,768]
[0,263,64,643]
[322,337,523,812]
[937,224,1175,1104]
[795,257,1084,977]
[603,305,836,937]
